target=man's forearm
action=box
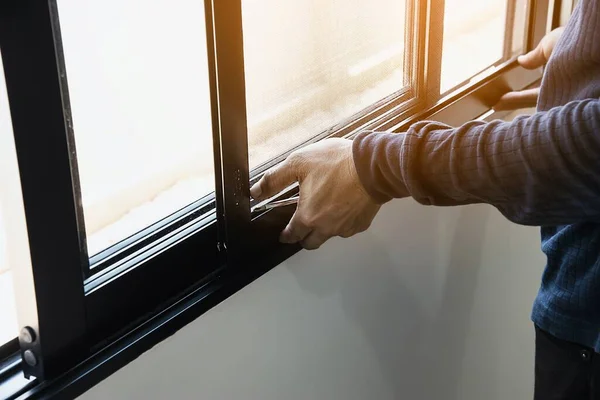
[353,99,600,226]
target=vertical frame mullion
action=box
[423,0,445,106]
[0,0,88,379]
[527,0,551,52]
[404,0,424,101]
[209,0,251,267]
[204,0,225,265]
[503,0,518,60]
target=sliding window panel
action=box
[0,0,88,379]
[243,0,412,170]
[207,0,420,267]
[224,0,425,264]
[209,0,425,270]
[55,0,215,260]
[440,0,529,94]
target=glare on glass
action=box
[242,0,409,169]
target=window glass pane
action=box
[441,0,528,93]
[243,0,408,169]
[0,220,18,346]
[56,0,214,256]
[0,56,22,345]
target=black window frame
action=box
[0,0,556,397]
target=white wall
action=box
[80,200,544,400]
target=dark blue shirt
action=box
[353,0,600,350]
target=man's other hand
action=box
[250,138,381,250]
[494,27,565,111]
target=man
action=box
[250,0,600,398]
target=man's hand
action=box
[250,138,381,250]
[494,27,565,111]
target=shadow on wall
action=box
[287,204,491,400]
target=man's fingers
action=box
[517,43,546,69]
[301,231,331,250]
[250,157,299,201]
[279,212,311,244]
[339,229,356,239]
[494,88,540,111]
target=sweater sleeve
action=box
[352,98,600,226]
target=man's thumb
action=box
[250,157,299,201]
[518,43,546,69]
